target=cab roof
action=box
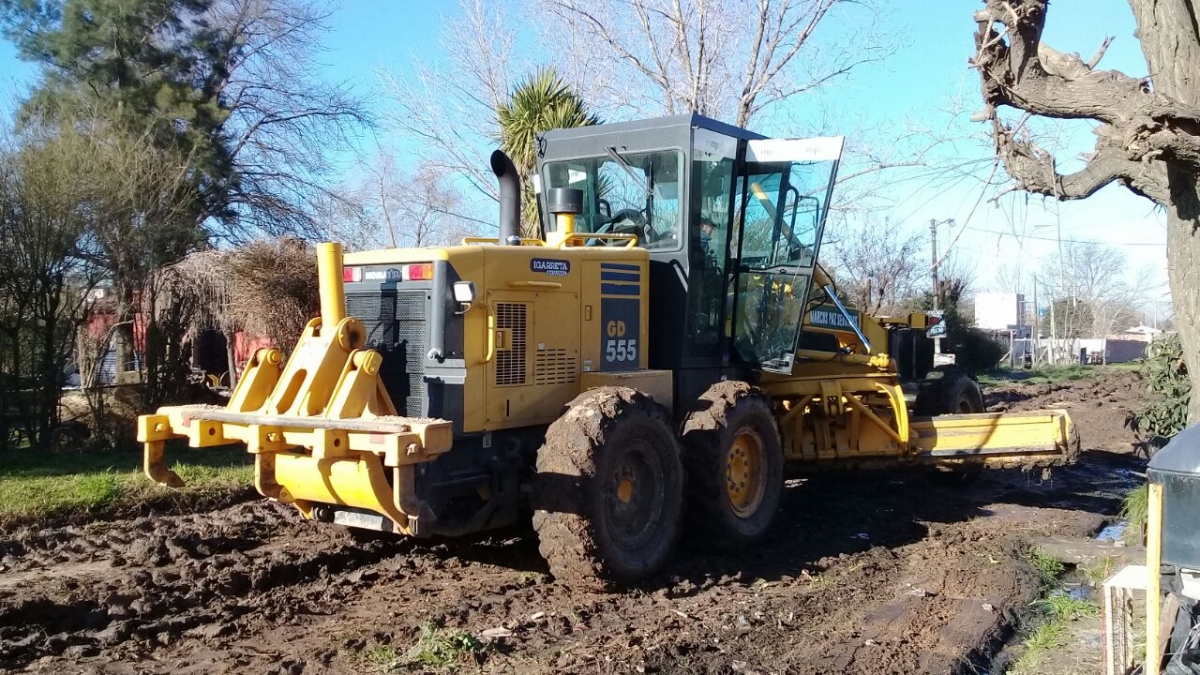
[539,113,767,144]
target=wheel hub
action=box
[603,439,664,551]
[726,428,766,518]
[617,478,634,503]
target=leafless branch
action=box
[972,0,1200,210]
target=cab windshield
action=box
[730,139,842,372]
[542,149,683,249]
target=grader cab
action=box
[139,114,1077,585]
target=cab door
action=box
[731,137,843,373]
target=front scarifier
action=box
[137,243,453,536]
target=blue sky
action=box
[0,0,1171,317]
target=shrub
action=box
[1127,333,1188,452]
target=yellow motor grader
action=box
[138,114,1077,585]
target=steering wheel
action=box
[589,209,650,246]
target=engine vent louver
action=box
[495,302,527,386]
[535,349,577,385]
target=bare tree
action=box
[537,0,890,127]
[1039,241,1139,339]
[992,263,1029,296]
[379,0,521,204]
[826,218,924,316]
[0,125,100,448]
[2,0,371,240]
[199,0,373,238]
[322,156,482,252]
[972,0,1200,418]
[388,166,480,248]
[379,0,893,223]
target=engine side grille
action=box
[535,349,577,385]
[494,302,527,386]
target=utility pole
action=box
[930,219,940,313]
[1033,275,1040,366]
[929,218,954,356]
[1049,294,1059,365]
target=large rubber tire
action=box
[680,381,784,550]
[915,370,984,416]
[917,371,986,485]
[532,387,684,587]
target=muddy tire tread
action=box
[680,381,784,550]
[532,387,682,588]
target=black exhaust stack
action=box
[490,150,522,245]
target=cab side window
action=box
[687,130,737,348]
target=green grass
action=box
[1080,556,1120,587]
[0,444,253,528]
[1025,620,1069,650]
[1009,621,1068,674]
[406,622,489,670]
[1010,595,1102,674]
[1039,593,1101,621]
[977,364,1099,387]
[363,642,403,671]
[1026,547,1067,590]
[1009,547,1104,675]
[1120,484,1149,545]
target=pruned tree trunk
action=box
[1164,171,1200,421]
[1132,0,1200,422]
[973,0,1200,421]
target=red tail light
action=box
[403,263,433,281]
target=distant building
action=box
[1121,325,1164,341]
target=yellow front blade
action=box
[910,409,1079,469]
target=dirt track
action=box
[0,370,1146,674]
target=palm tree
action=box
[496,69,599,238]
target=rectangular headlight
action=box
[453,281,476,303]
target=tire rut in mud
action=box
[0,371,1149,674]
[0,501,426,668]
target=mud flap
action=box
[910,409,1079,469]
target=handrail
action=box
[461,237,546,246]
[508,280,563,289]
[480,307,495,364]
[559,232,639,249]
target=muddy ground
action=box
[0,369,1148,674]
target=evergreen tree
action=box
[496,69,598,237]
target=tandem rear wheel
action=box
[915,368,984,416]
[532,387,684,588]
[680,381,784,550]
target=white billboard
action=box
[975,293,1025,330]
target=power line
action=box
[962,225,1165,247]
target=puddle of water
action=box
[1096,521,1128,542]
[1115,468,1145,481]
[1064,584,1094,601]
